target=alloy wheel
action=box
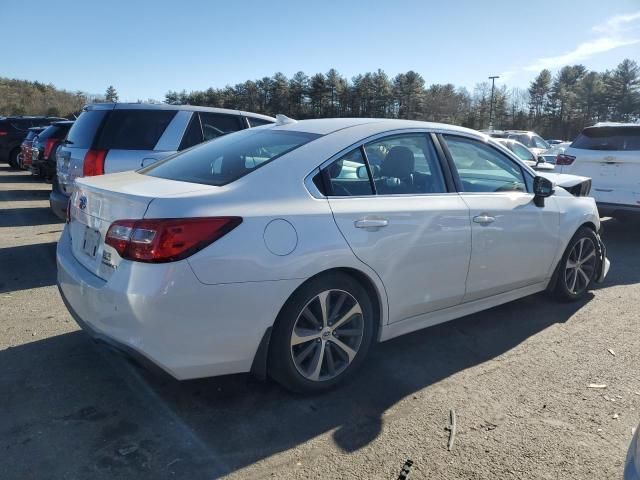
[564,237,597,295]
[290,289,364,382]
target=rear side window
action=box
[96,110,177,150]
[320,148,374,196]
[572,127,640,151]
[144,129,320,186]
[66,110,108,149]
[9,119,31,131]
[247,117,274,127]
[199,112,243,141]
[179,114,204,150]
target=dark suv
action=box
[30,121,74,179]
[0,116,67,168]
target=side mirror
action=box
[533,176,555,207]
[536,155,546,166]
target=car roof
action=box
[590,122,640,128]
[50,121,74,126]
[267,117,484,137]
[83,102,275,122]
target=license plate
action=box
[82,227,101,258]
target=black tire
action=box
[8,148,20,169]
[269,272,376,393]
[553,227,600,302]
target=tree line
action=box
[166,59,640,140]
[0,78,90,118]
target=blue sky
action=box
[3,0,640,101]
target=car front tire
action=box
[269,272,375,393]
[553,226,600,301]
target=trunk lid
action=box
[68,171,217,280]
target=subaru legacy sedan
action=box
[57,118,609,393]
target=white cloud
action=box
[522,11,640,72]
[524,37,640,71]
[593,11,640,33]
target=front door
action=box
[441,134,560,302]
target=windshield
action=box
[144,128,320,186]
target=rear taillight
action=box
[556,154,576,165]
[105,217,242,263]
[83,149,107,176]
[0,130,7,136]
[44,139,57,160]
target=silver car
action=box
[51,103,274,219]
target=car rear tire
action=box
[553,227,600,302]
[268,272,375,393]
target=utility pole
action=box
[488,75,499,130]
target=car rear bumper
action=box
[50,187,69,221]
[56,227,299,380]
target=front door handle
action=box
[473,214,495,225]
[355,218,389,229]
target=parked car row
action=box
[0,115,67,168]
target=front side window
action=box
[179,114,204,150]
[364,134,447,194]
[320,148,374,196]
[144,129,319,186]
[443,135,527,193]
[510,142,535,162]
[533,136,550,150]
[199,113,243,141]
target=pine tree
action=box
[105,85,118,103]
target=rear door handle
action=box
[473,214,495,225]
[355,218,389,229]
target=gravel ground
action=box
[1,164,639,479]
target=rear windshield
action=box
[37,124,71,141]
[572,127,640,151]
[66,110,108,149]
[144,129,320,186]
[95,109,177,150]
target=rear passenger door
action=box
[324,132,471,324]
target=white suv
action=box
[557,123,640,218]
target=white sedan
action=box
[57,117,610,393]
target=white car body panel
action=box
[328,194,471,322]
[560,146,640,211]
[57,118,608,381]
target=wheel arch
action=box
[251,266,387,381]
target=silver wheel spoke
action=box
[308,342,325,380]
[566,259,578,269]
[580,249,595,264]
[330,292,347,322]
[332,337,357,362]
[577,268,590,286]
[301,308,322,328]
[331,303,362,330]
[334,328,361,337]
[318,291,330,328]
[325,343,336,376]
[291,328,320,346]
[569,268,578,292]
[295,340,318,363]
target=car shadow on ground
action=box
[0,290,592,479]
[598,217,640,287]
[1,203,637,478]
[0,207,62,228]
[0,189,51,201]
[0,241,59,293]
